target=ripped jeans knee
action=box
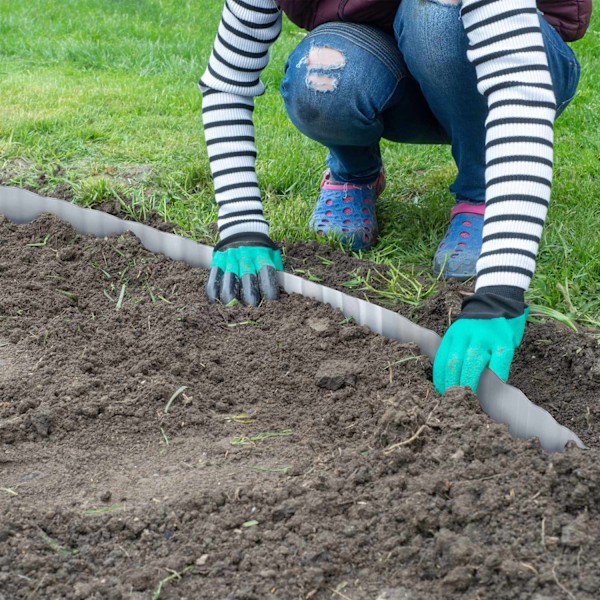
[280,24,404,146]
[299,46,346,92]
[280,42,354,142]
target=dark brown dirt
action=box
[1,216,599,600]
[285,241,600,449]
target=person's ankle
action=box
[455,198,484,206]
[327,168,382,187]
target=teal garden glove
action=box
[207,233,283,306]
[433,287,528,394]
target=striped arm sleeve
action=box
[461,0,556,292]
[200,0,282,241]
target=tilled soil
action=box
[0,215,599,600]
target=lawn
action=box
[0,0,598,326]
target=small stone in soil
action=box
[31,411,52,437]
[99,491,112,503]
[306,317,330,333]
[560,517,591,547]
[315,360,358,390]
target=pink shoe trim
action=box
[451,201,485,219]
[320,168,385,194]
[321,180,365,192]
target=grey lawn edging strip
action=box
[0,186,585,453]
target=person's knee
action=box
[283,45,346,97]
[281,44,350,135]
[281,33,393,145]
[303,46,346,92]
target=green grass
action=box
[0,0,599,327]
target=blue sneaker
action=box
[433,202,485,280]
[309,168,385,251]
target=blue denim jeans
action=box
[280,0,581,203]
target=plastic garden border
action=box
[0,186,585,453]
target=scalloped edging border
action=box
[0,186,585,453]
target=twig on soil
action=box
[164,386,188,414]
[384,424,428,453]
[152,565,194,600]
[227,320,261,327]
[230,430,292,446]
[224,413,253,425]
[520,562,538,574]
[103,288,115,302]
[552,562,576,600]
[329,584,354,600]
[383,356,425,369]
[383,402,440,455]
[115,283,127,310]
[383,356,426,384]
[541,517,546,547]
[160,426,170,446]
[1,487,18,496]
